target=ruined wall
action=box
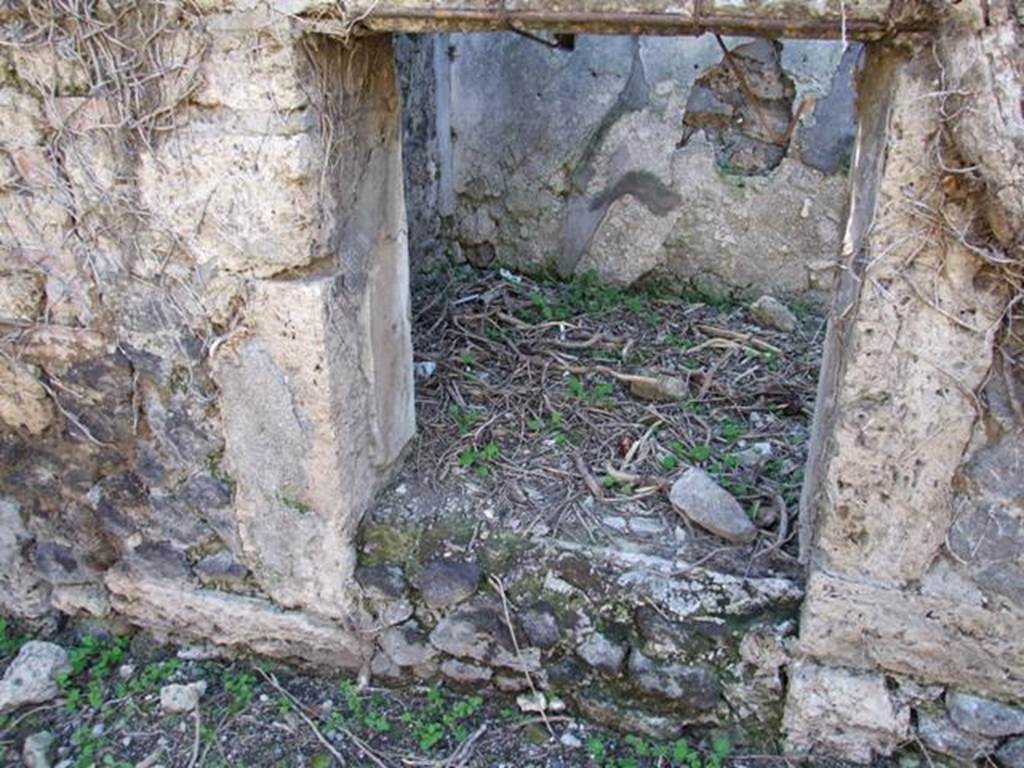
[0,2,413,665]
[787,10,1024,763]
[398,33,859,299]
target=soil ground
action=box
[0,268,916,768]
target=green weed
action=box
[399,688,483,751]
[222,668,257,713]
[449,406,481,436]
[58,634,129,713]
[458,440,501,478]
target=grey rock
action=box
[369,651,403,681]
[429,603,540,673]
[947,691,1024,738]
[0,642,70,714]
[194,550,249,589]
[797,44,860,174]
[160,681,207,714]
[22,731,54,768]
[749,295,798,333]
[669,468,757,544]
[440,659,493,685]
[627,651,720,711]
[635,607,712,658]
[916,708,997,762]
[418,559,481,609]
[574,691,685,740]
[518,603,561,649]
[494,674,530,693]
[377,599,415,628]
[576,633,627,675]
[380,620,439,667]
[356,564,408,601]
[997,736,1024,768]
[735,442,773,468]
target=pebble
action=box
[22,731,54,768]
[750,295,797,333]
[560,733,583,749]
[735,441,773,468]
[627,517,664,537]
[160,681,207,714]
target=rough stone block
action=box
[104,566,369,669]
[193,24,309,113]
[0,269,44,321]
[0,497,51,620]
[213,274,413,618]
[784,661,910,763]
[0,87,44,147]
[10,43,90,95]
[138,126,320,277]
[0,358,53,435]
[798,572,1024,700]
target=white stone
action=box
[22,731,54,768]
[784,662,910,763]
[0,642,71,714]
[160,681,207,714]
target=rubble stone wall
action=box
[0,3,413,667]
[789,14,1024,763]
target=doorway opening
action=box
[356,29,861,743]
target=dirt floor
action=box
[366,266,822,579]
[0,268,921,767]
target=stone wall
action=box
[398,33,859,299]
[787,16,1024,763]
[0,3,413,666]
[0,0,1022,764]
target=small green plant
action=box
[58,634,129,713]
[222,668,257,713]
[400,688,483,752]
[276,695,292,717]
[332,679,393,734]
[0,616,25,658]
[449,406,480,436]
[527,415,545,432]
[566,375,615,406]
[458,349,478,366]
[583,732,732,768]
[718,420,744,443]
[458,441,500,478]
[689,444,712,463]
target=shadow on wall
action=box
[396,33,862,301]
